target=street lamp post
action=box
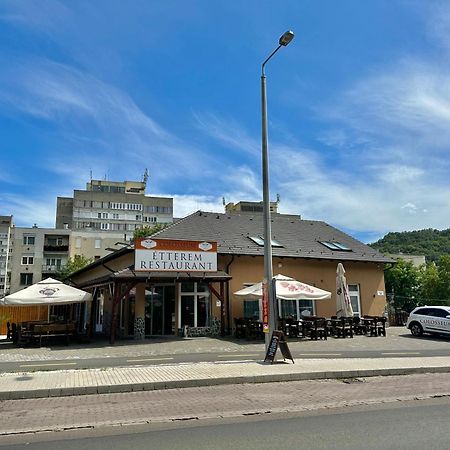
[261,30,294,351]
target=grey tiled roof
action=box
[153,211,393,264]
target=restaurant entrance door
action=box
[145,285,175,336]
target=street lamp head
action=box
[279,30,294,46]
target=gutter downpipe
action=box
[225,254,235,335]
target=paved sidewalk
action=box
[1,372,450,437]
[2,356,450,400]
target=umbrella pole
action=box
[47,305,50,322]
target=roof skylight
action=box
[248,236,283,247]
[319,241,351,251]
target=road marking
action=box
[298,353,343,356]
[381,352,422,355]
[126,357,174,362]
[20,362,78,368]
[217,354,259,358]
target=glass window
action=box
[348,284,361,317]
[279,299,314,319]
[299,300,314,317]
[21,256,34,265]
[20,273,33,286]
[244,300,260,319]
[181,282,195,293]
[430,308,449,318]
[179,282,211,327]
[319,241,351,251]
[280,300,296,318]
[197,297,209,327]
[197,282,210,292]
[248,236,283,247]
[23,236,35,245]
[94,239,101,249]
[181,295,195,327]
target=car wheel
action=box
[410,322,423,337]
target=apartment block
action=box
[9,227,71,293]
[0,216,13,297]
[56,179,173,245]
[225,200,279,214]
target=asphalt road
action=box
[2,398,449,449]
[1,347,450,373]
[1,328,449,373]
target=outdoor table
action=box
[16,321,76,346]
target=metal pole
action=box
[261,67,279,352]
[260,31,294,353]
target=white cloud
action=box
[0,0,70,34]
[0,193,56,228]
[193,112,260,156]
[0,58,228,192]
[170,194,223,218]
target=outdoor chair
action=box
[328,316,339,337]
[234,318,247,339]
[362,316,379,336]
[374,316,387,337]
[352,317,367,335]
[309,317,328,340]
[247,320,264,340]
[334,317,353,338]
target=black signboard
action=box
[264,330,294,364]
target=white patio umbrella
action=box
[336,263,353,318]
[235,274,331,300]
[0,278,92,306]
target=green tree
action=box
[419,256,450,306]
[384,259,421,312]
[133,223,168,240]
[56,255,93,280]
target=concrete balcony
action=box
[43,245,69,252]
[42,265,62,273]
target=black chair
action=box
[234,318,247,339]
[11,323,17,343]
[334,317,353,338]
[374,316,387,336]
[309,317,328,340]
[352,317,367,335]
[362,316,378,336]
[247,320,264,340]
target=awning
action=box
[71,268,231,289]
[234,274,331,300]
[0,278,92,306]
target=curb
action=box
[3,365,450,401]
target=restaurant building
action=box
[68,210,393,341]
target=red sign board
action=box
[262,279,269,333]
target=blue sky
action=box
[1,0,450,243]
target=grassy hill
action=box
[370,228,450,263]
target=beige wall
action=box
[218,255,387,320]
[69,232,130,260]
[71,251,388,337]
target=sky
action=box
[1,0,450,243]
